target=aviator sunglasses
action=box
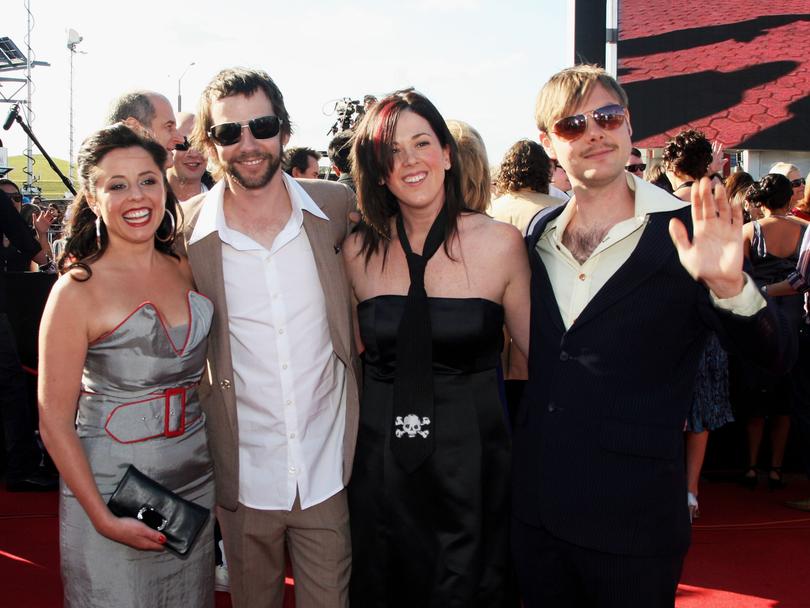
[208,115,282,146]
[552,103,626,141]
[791,177,806,188]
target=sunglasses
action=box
[791,178,806,188]
[626,163,646,173]
[208,115,282,147]
[552,103,626,141]
[175,136,191,151]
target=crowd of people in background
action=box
[1,62,809,608]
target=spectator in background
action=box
[446,119,491,212]
[792,172,810,221]
[725,171,758,222]
[105,90,184,168]
[19,203,56,272]
[770,162,805,216]
[664,128,734,521]
[1,179,54,272]
[328,131,355,192]
[168,112,212,202]
[0,188,54,492]
[491,139,558,232]
[548,158,571,201]
[645,159,673,193]
[626,146,646,178]
[490,138,559,417]
[738,173,807,491]
[282,147,321,179]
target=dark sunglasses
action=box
[208,115,282,146]
[552,103,626,141]
[791,177,806,188]
[175,136,191,151]
[626,163,646,173]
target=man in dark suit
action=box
[512,65,794,607]
[180,68,359,608]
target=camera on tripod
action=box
[326,97,370,136]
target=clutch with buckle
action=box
[107,465,209,555]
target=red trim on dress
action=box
[89,290,210,356]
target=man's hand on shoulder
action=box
[668,176,745,299]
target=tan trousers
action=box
[218,490,351,608]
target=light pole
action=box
[67,28,84,185]
[177,62,196,112]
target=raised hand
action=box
[33,209,55,235]
[668,176,745,299]
[709,141,726,175]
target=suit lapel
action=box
[303,211,351,366]
[571,211,677,331]
[187,230,239,434]
[528,205,567,334]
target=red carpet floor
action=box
[1,479,809,607]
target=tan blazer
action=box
[179,179,360,511]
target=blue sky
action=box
[2,0,570,174]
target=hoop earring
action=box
[155,209,176,243]
[95,216,103,249]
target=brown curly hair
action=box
[662,129,712,180]
[59,124,179,280]
[495,139,551,195]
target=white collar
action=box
[189,172,328,245]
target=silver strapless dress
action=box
[60,291,215,608]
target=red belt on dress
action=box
[93,384,202,444]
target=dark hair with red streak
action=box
[350,88,468,264]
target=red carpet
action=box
[2,480,809,607]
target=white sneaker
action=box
[215,564,230,592]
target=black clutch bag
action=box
[107,465,209,555]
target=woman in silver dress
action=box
[38,124,215,607]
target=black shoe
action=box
[740,467,758,489]
[768,467,786,490]
[6,471,58,492]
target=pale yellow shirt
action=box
[534,173,765,329]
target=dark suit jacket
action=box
[179,178,360,511]
[513,202,795,557]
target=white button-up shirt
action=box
[190,174,346,510]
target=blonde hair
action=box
[446,119,491,212]
[534,64,629,134]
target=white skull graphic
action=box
[394,414,431,438]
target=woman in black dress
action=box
[342,89,530,607]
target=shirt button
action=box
[290,433,296,439]
[272,293,278,300]
[279,328,285,335]
[288,465,296,475]
[282,363,288,370]
[220,379,232,389]
[578,273,586,281]
[286,400,293,406]
[560,351,569,361]
[548,404,555,412]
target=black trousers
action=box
[512,516,685,608]
[0,313,38,482]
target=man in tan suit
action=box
[180,67,359,608]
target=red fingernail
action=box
[159,535,166,544]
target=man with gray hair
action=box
[106,91,184,167]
